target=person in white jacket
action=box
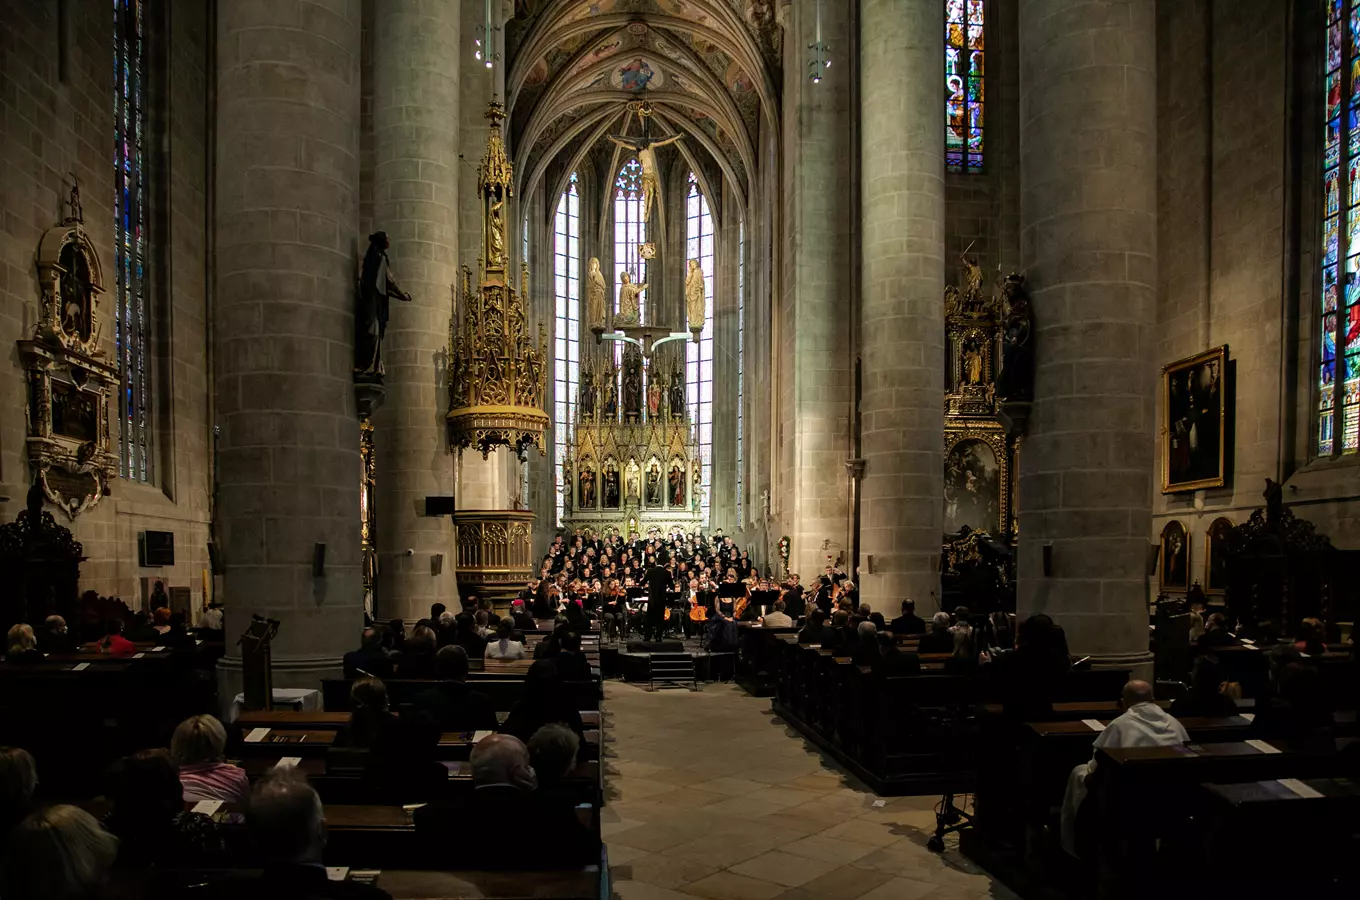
[1060,680,1188,857]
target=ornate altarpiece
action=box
[941,256,1032,608]
[18,183,119,518]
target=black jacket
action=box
[409,680,498,732]
[413,786,597,868]
[889,613,926,635]
[342,647,393,680]
[554,650,593,683]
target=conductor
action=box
[643,551,673,641]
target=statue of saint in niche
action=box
[685,259,706,334]
[645,461,663,506]
[356,231,411,376]
[587,257,608,330]
[616,270,646,326]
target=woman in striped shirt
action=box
[172,714,249,804]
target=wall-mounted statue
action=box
[607,131,684,226]
[616,269,647,326]
[670,362,686,419]
[622,348,643,418]
[996,272,1034,402]
[587,257,608,332]
[685,258,706,335]
[356,231,411,377]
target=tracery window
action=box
[1321,0,1360,454]
[945,0,984,173]
[114,0,151,481]
[613,158,646,318]
[553,175,581,527]
[686,173,714,526]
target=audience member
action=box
[99,619,137,657]
[761,599,794,628]
[0,805,118,900]
[152,607,172,636]
[858,604,886,630]
[409,646,497,732]
[992,613,1072,721]
[1196,612,1238,648]
[797,609,826,645]
[553,631,592,681]
[945,627,979,674]
[413,734,595,868]
[103,749,228,867]
[820,609,849,652]
[510,600,536,631]
[986,611,1014,651]
[386,618,407,654]
[851,621,881,667]
[453,613,488,660]
[872,632,921,676]
[335,678,398,749]
[1253,661,1334,741]
[889,599,926,635]
[474,610,492,638]
[1187,610,1205,643]
[126,611,158,643]
[0,746,38,834]
[528,723,580,792]
[38,615,78,655]
[485,619,527,661]
[161,612,196,650]
[501,659,585,742]
[343,629,394,680]
[1060,681,1187,858]
[395,625,439,679]
[1293,617,1327,656]
[6,624,44,663]
[918,612,955,654]
[478,598,502,628]
[1169,655,1240,719]
[435,611,457,648]
[172,714,250,804]
[198,602,225,634]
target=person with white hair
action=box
[0,804,118,900]
[919,611,955,654]
[39,615,77,654]
[852,620,882,667]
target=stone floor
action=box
[601,681,1016,900]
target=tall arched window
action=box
[553,174,581,527]
[736,219,745,518]
[613,158,646,317]
[686,173,714,525]
[945,0,984,173]
[1321,0,1360,455]
[115,0,151,481]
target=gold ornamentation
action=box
[452,510,535,605]
[448,101,550,459]
[360,420,376,604]
[19,184,118,518]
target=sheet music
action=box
[244,728,270,743]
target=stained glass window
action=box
[114,0,151,481]
[613,158,645,318]
[686,173,715,527]
[736,219,745,521]
[1320,0,1360,454]
[554,175,581,527]
[945,0,984,173]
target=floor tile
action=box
[679,870,787,900]
[728,850,841,888]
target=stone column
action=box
[1016,0,1156,668]
[372,0,460,623]
[858,0,946,608]
[215,0,363,691]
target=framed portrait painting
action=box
[1161,345,1230,493]
[1160,520,1189,593]
[1204,517,1234,595]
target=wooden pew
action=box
[321,677,601,714]
[118,865,603,899]
[236,709,603,731]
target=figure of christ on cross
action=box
[607,132,684,227]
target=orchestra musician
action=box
[600,579,627,642]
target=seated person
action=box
[152,606,173,636]
[99,618,137,657]
[553,631,593,682]
[335,678,398,749]
[172,714,250,804]
[1293,617,1327,656]
[5,624,43,663]
[435,611,457,648]
[414,734,596,868]
[474,610,492,638]
[851,621,881,667]
[1060,681,1187,857]
[796,608,827,645]
[944,628,979,675]
[1169,655,1240,719]
[889,599,926,635]
[0,805,119,900]
[1196,612,1239,648]
[820,610,851,651]
[37,615,77,655]
[395,625,439,679]
[453,613,488,660]
[872,632,921,675]
[485,619,527,661]
[986,611,1015,651]
[1253,661,1334,742]
[478,598,502,628]
[500,659,585,742]
[858,604,887,630]
[198,601,225,636]
[528,722,581,795]
[0,746,38,833]
[102,749,228,868]
[917,612,955,654]
[126,610,159,643]
[408,645,497,733]
[991,613,1072,722]
[761,599,794,628]
[342,630,391,679]
[510,599,536,631]
[160,612,197,650]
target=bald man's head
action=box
[469,733,537,792]
[1121,680,1154,707]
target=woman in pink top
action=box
[171,714,249,804]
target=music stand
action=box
[238,615,281,711]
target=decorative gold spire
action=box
[447,100,549,459]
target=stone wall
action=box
[0,0,213,610]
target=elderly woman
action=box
[0,805,119,900]
[171,714,250,804]
[102,749,228,867]
[485,619,527,661]
[5,624,44,663]
[0,746,38,832]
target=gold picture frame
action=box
[1161,345,1229,493]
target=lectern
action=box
[238,615,281,712]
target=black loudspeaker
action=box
[626,640,684,653]
[313,543,326,577]
[431,553,444,576]
[139,530,175,567]
[425,496,457,516]
[207,542,221,574]
[1041,544,1053,577]
[1147,543,1161,577]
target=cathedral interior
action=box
[1,0,1359,894]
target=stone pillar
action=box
[215,0,362,691]
[858,0,946,608]
[372,0,460,623]
[1016,0,1156,668]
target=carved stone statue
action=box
[356,231,411,376]
[607,132,684,226]
[647,381,662,418]
[616,270,646,326]
[622,350,643,417]
[963,342,984,385]
[488,198,506,267]
[685,258,706,334]
[587,257,608,330]
[996,272,1034,402]
[670,362,686,419]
